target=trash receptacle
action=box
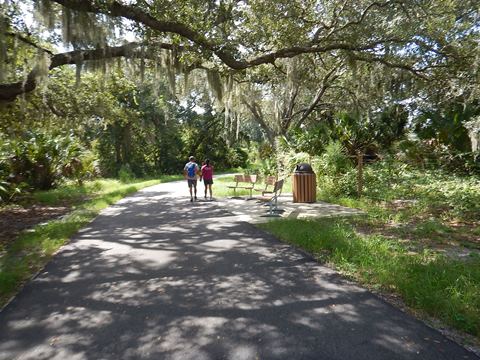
[292,163,316,203]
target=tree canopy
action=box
[0,0,479,175]
[1,0,479,100]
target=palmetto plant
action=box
[0,131,89,197]
[0,180,22,202]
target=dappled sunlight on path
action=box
[0,181,477,359]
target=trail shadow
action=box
[0,186,477,360]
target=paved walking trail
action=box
[0,181,478,360]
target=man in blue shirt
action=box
[183,156,200,202]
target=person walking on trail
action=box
[200,159,214,200]
[183,156,200,202]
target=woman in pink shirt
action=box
[200,159,214,200]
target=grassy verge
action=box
[318,170,480,255]
[258,218,480,337]
[258,167,480,339]
[0,176,180,307]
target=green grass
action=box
[259,217,480,337]
[317,167,480,242]
[357,168,478,222]
[0,176,181,307]
[31,175,182,206]
[245,165,480,338]
[412,219,453,237]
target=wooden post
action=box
[357,151,363,197]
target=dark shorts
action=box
[187,179,197,188]
[203,179,213,185]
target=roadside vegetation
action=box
[258,155,480,339]
[260,216,480,336]
[219,146,480,339]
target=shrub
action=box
[315,141,353,177]
[0,131,91,195]
[0,180,23,202]
[118,164,135,183]
[226,147,249,168]
[276,145,311,177]
[398,139,480,175]
[248,142,278,176]
[314,141,355,197]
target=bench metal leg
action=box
[269,196,284,213]
[263,208,281,217]
[261,195,284,217]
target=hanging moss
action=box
[100,49,107,77]
[34,2,113,48]
[152,61,161,97]
[207,70,223,104]
[33,0,56,31]
[286,57,299,85]
[182,68,191,96]
[61,7,73,46]
[0,15,7,83]
[346,53,358,78]
[30,51,51,96]
[34,51,51,81]
[103,58,114,85]
[140,46,145,83]
[235,112,240,140]
[160,50,177,94]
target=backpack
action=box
[186,162,196,178]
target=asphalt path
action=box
[0,180,478,360]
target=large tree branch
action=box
[0,1,453,102]
[0,41,174,102]
[51,0,246,67]
[5,31,54,55]
[280,85,300,132]
[51,0,417,70]
[292,67,339,128]
[240,39,407,68]
[241,97,275,143]
[0,72,38,102]
[347,53,435,79]
[320,1,406,42]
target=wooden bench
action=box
[257,179,284,216]
[227,174,258,198]
[254,175,277,196]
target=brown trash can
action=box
[292,163,316,203]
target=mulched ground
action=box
[0,205,71,251]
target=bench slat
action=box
[228,174,258,198]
